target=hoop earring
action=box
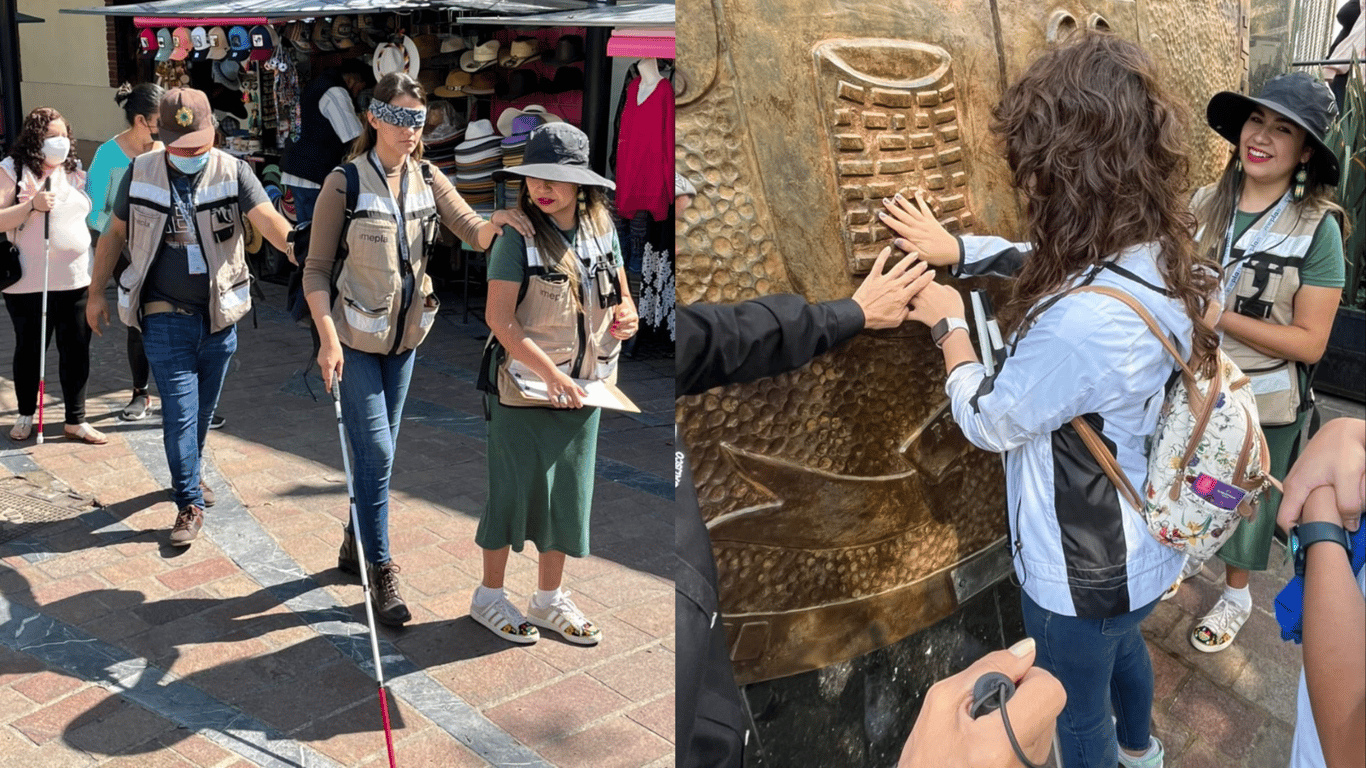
[1292,164,1307,202]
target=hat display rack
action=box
[135,20,285,163]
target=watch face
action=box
[1290,530,1301,560]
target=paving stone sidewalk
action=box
[0,281,675,768]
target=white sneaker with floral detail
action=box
[1190,594,1251,653]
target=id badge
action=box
[186,244,208,275]
[1188,473,1247,510]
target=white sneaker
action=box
[1118,736,1165,768]
[470,592,539,644]
[527,590,601,646]
[1190,595,1251,653]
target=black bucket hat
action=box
[491,123,614,189]
[1206,72,1341,186]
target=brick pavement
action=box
[0,282,675,767]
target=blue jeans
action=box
[141,313,237,509]
[339,346,414,565]
[1022,591,1159,768]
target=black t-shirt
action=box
[113,155,269,314]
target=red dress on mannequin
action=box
[614,77,674,220]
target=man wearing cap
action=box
[87,88,292,546]
[280,59,373,227]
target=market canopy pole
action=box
[0,0,23,147]
[582,0,614,176]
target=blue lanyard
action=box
[1220,192,1290,305]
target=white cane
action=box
[331,372,398,767]
[36,177,51,445]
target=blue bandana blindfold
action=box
[369,99,427,129]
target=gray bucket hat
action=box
[1207,72,1341,186]
[491,123,613,189]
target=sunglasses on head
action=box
[369,99,426,129]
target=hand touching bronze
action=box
[851,247,937,330]
[880,190,959,267]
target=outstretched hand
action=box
[851,247,936,330]
[880,190,959,267]
[899,638,1065,768]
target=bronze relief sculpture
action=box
[677,0,1249,684]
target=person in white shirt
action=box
[280,59,372,225]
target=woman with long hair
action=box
[305,72,532,626]
[881,32,1219,767]
[1179,73,1345,654]
[471,122,638,645]
[86,82,164,421]
[0,107,105,444]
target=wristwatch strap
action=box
[1292,521,1351,578]
[932,317,970,348]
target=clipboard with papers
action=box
[507,369,641,413]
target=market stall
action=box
[60,1,675,337]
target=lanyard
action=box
[1220,191,1290,304]
[368,152,409,265]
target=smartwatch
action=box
[931,317,969,348]
[1291,521,1351,578]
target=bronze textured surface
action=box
[677,0,1249,684]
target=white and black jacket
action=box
[949,236,1187,619]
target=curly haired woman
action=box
[0,107,104,444]
[881,32,1220,768]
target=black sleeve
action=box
[112,171,133,222]
[676,295,866,397]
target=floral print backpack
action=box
[1070,286,1278,561]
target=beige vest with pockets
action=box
[120,149,251,333]
[329,155,440,355]
[1192,185,1333,424]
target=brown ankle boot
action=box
[368,561,410,626]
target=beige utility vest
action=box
[1194,186,1331,368]
[500,224,622,391]
[489,221,622,407]
[330,155,440,356]
[120,149,252,333]
[1193,185,1333,423]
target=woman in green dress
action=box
[473,123,638,645]
[1179,73,1346,653]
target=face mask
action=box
[168,152,210,175]
[41,136,70,165]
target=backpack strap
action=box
[1067,285,1210,510]
[1072,415,1144,510]
[329,162,361,297]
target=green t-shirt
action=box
[486,224,624,284]
[1231,209,1345,289]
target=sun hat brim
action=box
[1207,91,1341,186]
[492,163,614,190]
